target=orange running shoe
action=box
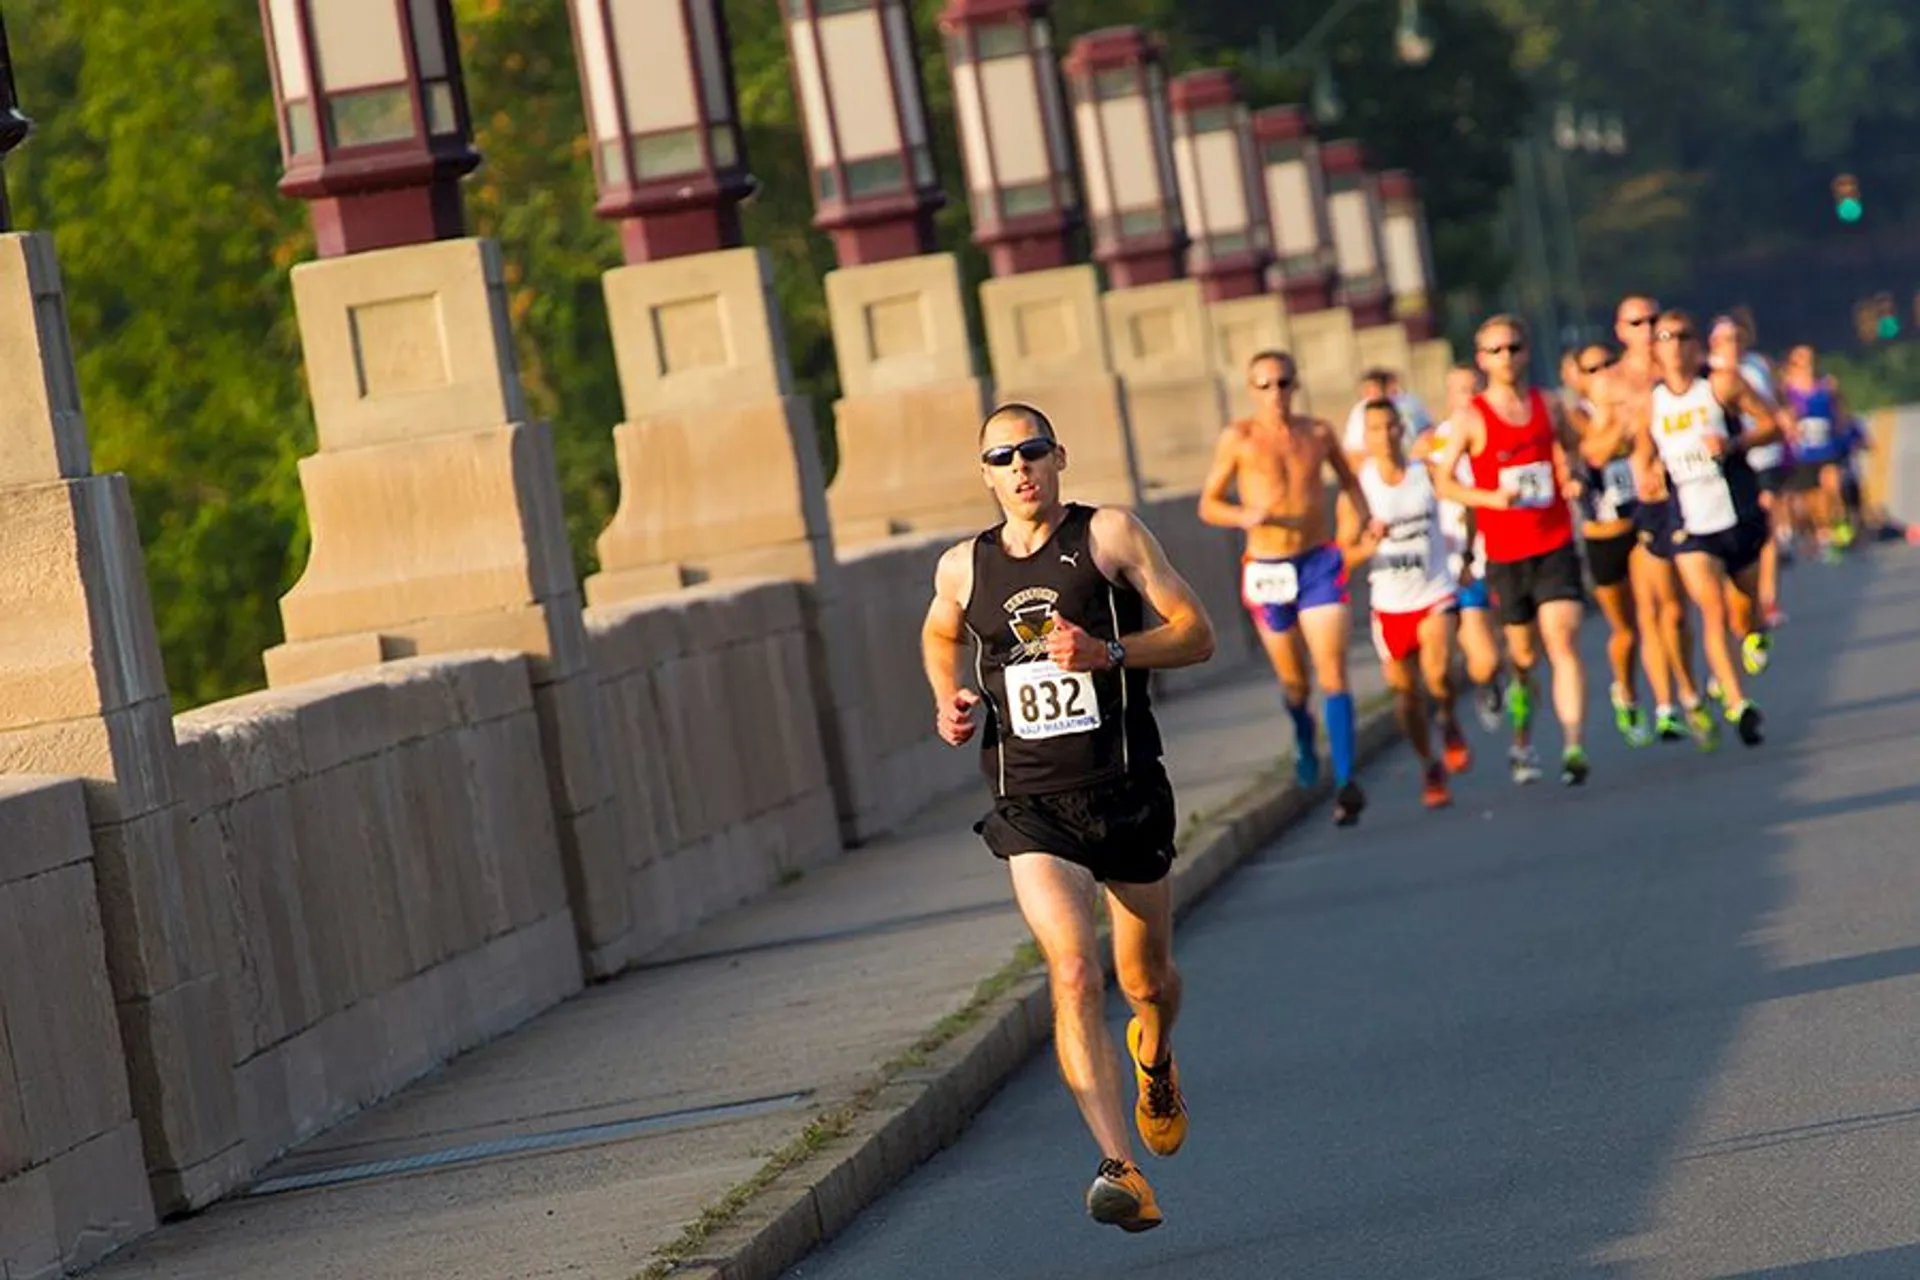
[1441,722,1472,774]
[1086,1158,1164,1232]
[1126,1017,1187,1157]
[1422,761,1452,810]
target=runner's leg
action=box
[1675,552,1744,708]
[1300,604,1356,786]
[1105,876,1180,1070]
[1256,622,1318,779]
[1537,599,1587,751]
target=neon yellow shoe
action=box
[1126,1017,1187,1157]
[1742,631,1772,677]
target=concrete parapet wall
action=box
[169,655,584,1182]
[1138,495,1262,697]
[585,580,844,960]
[0,775,157,1278]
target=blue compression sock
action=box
[1285,699,1317,754]
[1326,691,1356,786]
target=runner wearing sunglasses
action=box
[1566,343,1654,748]
[923,402,1217,1233]
[1588,295,1712,746]
[1430,315,1591,787]
[1635,312,1776,746]
[1709,314,1792,628]
[1199,350,1374,827]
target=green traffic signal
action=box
[1838,196,1864,223]
[1877,312,1900,339]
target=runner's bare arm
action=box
[1080,508,1216,671]
[922,540,982,745]
[1546,397,1585,500]
[1716,370,1781,447]
[1630,400,1664,501]
[1197,427,1263,530]
[1335,495,1379,570]
[1318,420,1373,527]
[1578,374,1631,467]
[1429,407,1508,510]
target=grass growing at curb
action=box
[633,688,1396,1279]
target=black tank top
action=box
[963,504,1162,797]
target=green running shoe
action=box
[1560,746,1590,786]
[1611,687,1653,747]
[1742,631,1772,677]
[1655,707,1686,742]
[1686,702,1720,751]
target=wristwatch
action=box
[1104,639,1127,670]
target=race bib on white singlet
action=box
[1243,560,1300,606]
[1005,660,1101,741]
[1499,461,1557,509]
[1798,416,1832,450]
[1601,459,1637,510]
[1668,449,1738,534]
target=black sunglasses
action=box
[1481,343,1527,356]
[1656,329,1696,343]
[1623,315,1657,328]
[981,437,1058,467]
[1580,357,1614,375]
[1251,376,1295,390]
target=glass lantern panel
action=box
[600,137,630,185]
[817,165,839,201]
[285,99,319,154]
[634,127,704,178]
[817,0,867,13]
[327,85,416,148]
[952,63,996,194]
[1174,136,1204,234]
[1383,212,1427,294]
[1266,158,1319,256]
[1092,68,1134,102]
[787,19,840,166]
[980,56,1048,186]
[687,0,733,123]
[1190,105,1232,134]
[1001,179,1053,218]
[610,0,701,135]
[408,0,448,79]
[1118,207,1166,236]
[311,0,408,92]
[1330,188,1378,274]
[975,20,1026,60]
[573,0,624,142]
[820,9,903,160]
[882,1,929,150]
[1209,230,1250,256]
[424,80,457,135]
[1099,96,1161,211]
[846,154,906,196]
[265,0,312,100]
[710,125,739,168]
[1073,100,1113,216]
[1195,130,1248,233]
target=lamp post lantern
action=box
[1061,26,1185,290]
[0,9,31,232]
[1319,137,1391,327]
[939,0,1080,277]
[1250,105,1336,313]
[567,0,754,264]
[1377,168,1439,340]
[783,0,944,267]
[256,0,480,257]
[1167,68,1271,302]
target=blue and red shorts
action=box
[1242,543,1350,634]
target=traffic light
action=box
[1833,173,1863,223]
[1855,292,1899,342]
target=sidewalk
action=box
[88,655,1396,1280]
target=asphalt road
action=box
[784,542,1920,1280]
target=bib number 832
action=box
[1006,661,1101,741]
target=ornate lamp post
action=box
[0,10,29,231]
[567,0,753,263]
[1166,68,1271,302]
[1250,105,1336,313]
[939,0,1079,276]
[1318,138,1391,327]
[1061,26,1185,289]
[783,0,944,266]
[1377,169,1439,340]
[256,0,480,257]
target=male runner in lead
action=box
[1430,315,1591,786]
[1199,350,1374,827]
[924,403,1216,1233]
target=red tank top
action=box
[1465,388,1574,562]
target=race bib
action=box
[1243,559,1300,606]
[1500,461,1557,509]
[1374,544,1430,578]
[1798,416,1832,449]
[1666,447,1721,485]
[1005,660,1101,741]
[1601,459,1637,509]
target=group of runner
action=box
[915,292,1867,1234]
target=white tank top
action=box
[1428,414,1484,579]
[1359,459,1456,613]
[1650,377,1738,535]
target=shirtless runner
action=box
[1199,350,1374,827]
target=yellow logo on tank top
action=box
[1657,404,1711,436]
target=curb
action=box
[643,693,1402,1280]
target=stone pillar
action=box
[823,253,998,543]
[1103,279,1228,494]
[260,238,636,978]
[0,232,245,1212]
[1407,337,1456,421]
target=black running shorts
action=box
[1485,543,1585,627]
[1784,462,1827,494]
[1679,518,1768,577]
[976,763,1177,884]
[1584,529,1636,590]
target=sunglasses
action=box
[1251,376,1295,390]
[1579,357,1614,375]
[1623,315,1657,328]
[1480,343,1527,356]
[981,437,1058,467]
[1655,329,1696,343]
